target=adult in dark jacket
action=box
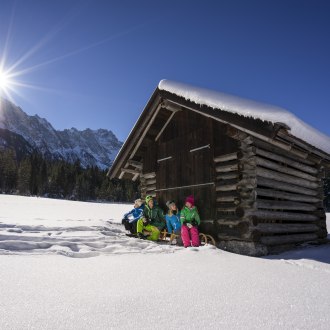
[136,195,166,240]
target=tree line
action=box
[0,149,139,202]
[1,148,330,209]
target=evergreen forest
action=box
[0,149,139,202]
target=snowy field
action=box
[0,195,329,330]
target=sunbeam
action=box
[0,0,148,104]
[6,1,90,74]
[9,22,147,79]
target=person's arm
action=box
[180,209,186,225]
[165,215,172,234]
[132,207,144,222]
[174,213,181,231]
[194,208,201,225]
[123,209,133,219]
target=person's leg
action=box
[174,229,183,246]
[131,221,137,234]
[123,220,131,231]
[144,225,160,241]
[136,218,144,234]
[181,225,191,247]
[190,226,200,247]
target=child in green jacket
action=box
[180,195,200,247]
[136,195,165,241]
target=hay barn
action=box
[107,80,329,256]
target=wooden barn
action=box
[107,80,329,256]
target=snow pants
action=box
[124,220,137,234]
[181,224,199,247]
[136,219,160,241]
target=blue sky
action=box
[0,0,329,141]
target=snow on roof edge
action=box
[158,79,330,155]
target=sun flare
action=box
[0,68,12,91]
[0,65,18,101]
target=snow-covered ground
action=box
[0,195,329,329]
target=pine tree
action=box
[0,149,17,193]
[17,158,32,194]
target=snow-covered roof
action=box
[158,79,330,155]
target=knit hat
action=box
[166,200,175,209]
[185,195,195,206]
[145,195,153,204]
[134,198,143,207]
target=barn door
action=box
[156,128,215,221]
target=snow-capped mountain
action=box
[0,97,122,169]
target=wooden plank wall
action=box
[225,129,327,252]
[139,107,327,253]
[154,110,216,221]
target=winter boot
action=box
[137,232,147,240]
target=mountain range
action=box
[0,97,122,169]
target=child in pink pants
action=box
[180,196,200,247]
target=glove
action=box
[191,220,198,227]
[121,218,127,225]
[187,223,193,229]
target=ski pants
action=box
[124,220,137,234]
[181,224,199,247]
[136,219,160,241]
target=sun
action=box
[0,69,12,90]
[0,66,17,101]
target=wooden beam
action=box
[255,223,319,234]
[145,178,157,185]
[129,103,162,161]
[255,156,319,182]
[252,137,314,166]
[277,130,330,162]
[120,168,140,175]
[156,182,214,192]
[257,176,319,196]
[132,173,140,181]
[217,195,240,203]
[216,172,239,180]
[215,163,238,173]
[260,233,318,246]
[255,147,317,175]
[256,199,317,212]
[236,208,319,222]
[141,172,156,179]
[107,94,161,179]
[256,188,320,203]
[256,167,320,189]
[216,184,237,192]
[155,109,179,142]
[214,152,238,163]
[126,160,143,169]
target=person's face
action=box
[134,202,139,208]
[170,203,177,211]
[148,199,154,208]
[185,201,192,208]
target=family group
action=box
[122,195,200,248]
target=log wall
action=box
[140,172,157,198]
[217,128,328,255]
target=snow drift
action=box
[158,80,330,155]
[0,195,329,329]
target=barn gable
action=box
[107,80,329,256]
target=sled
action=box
[159,230,216,246]
[126,229,216,246]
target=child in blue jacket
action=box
[165,200,182,245]
[122,199,144,234]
